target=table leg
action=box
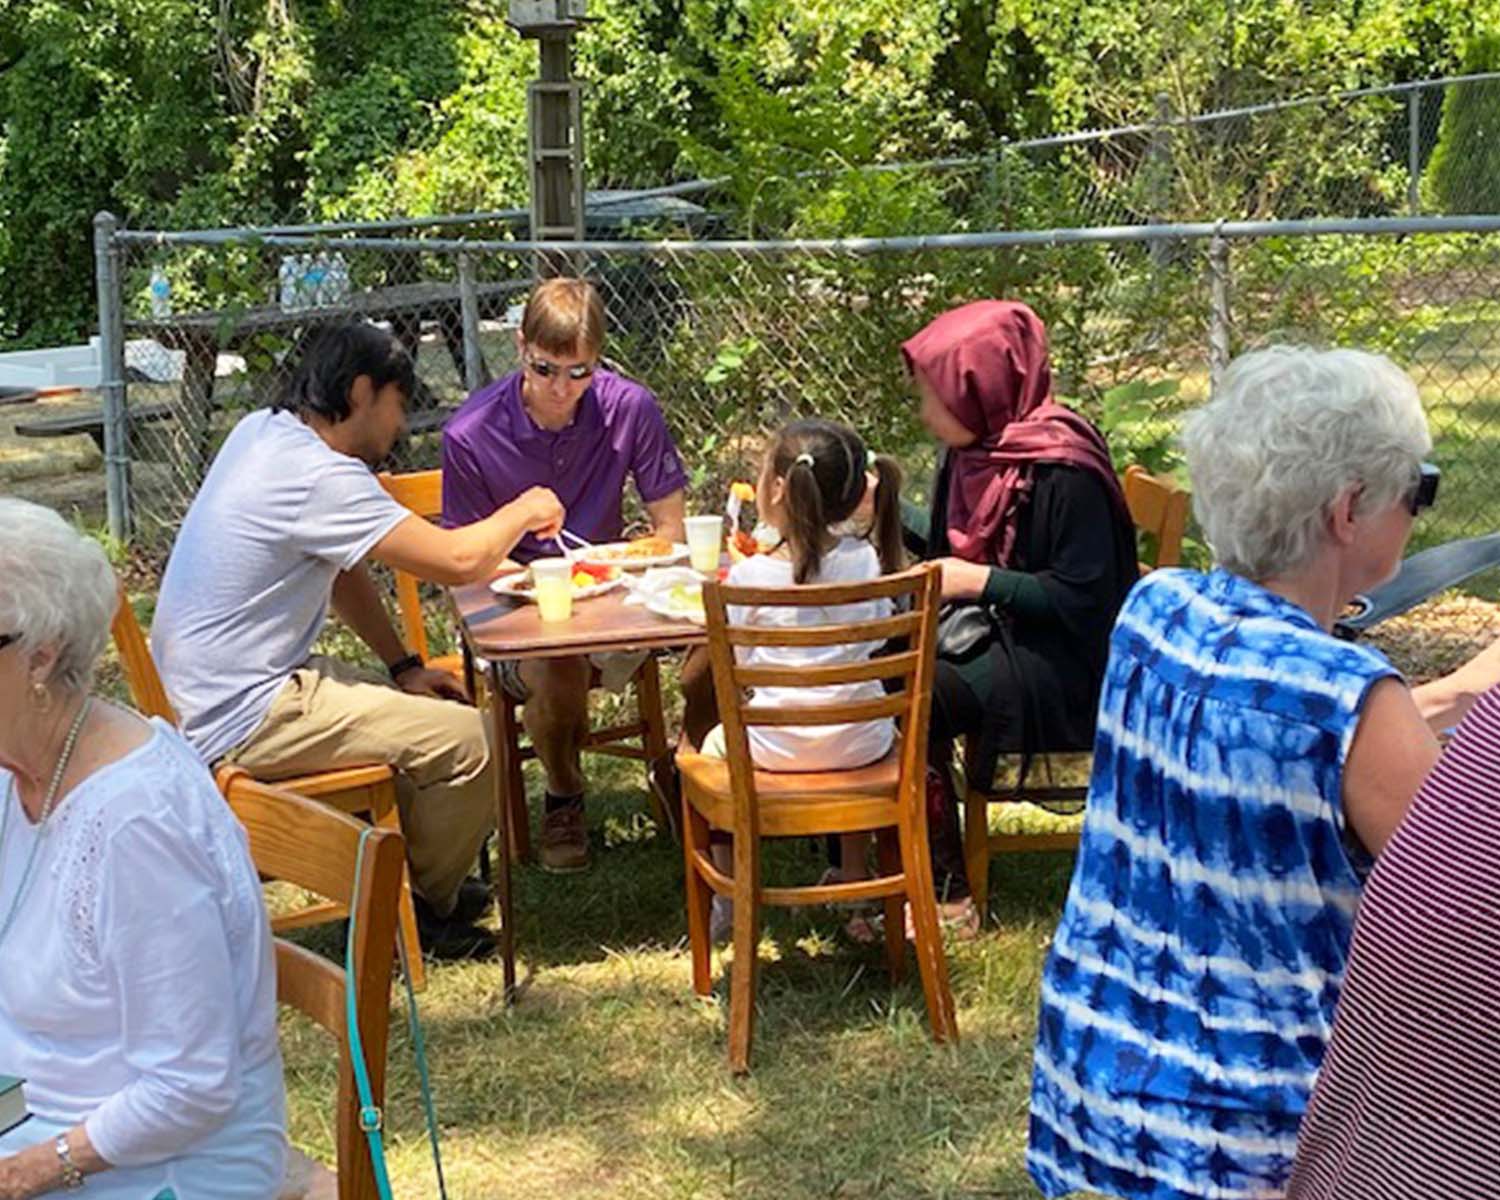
[486,660,518,1004]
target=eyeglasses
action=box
[525,355,595,382]
[0,634,19,652]
[1407,461,1440,516]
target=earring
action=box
[31,680,49,710]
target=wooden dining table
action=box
[448,577,708,1001]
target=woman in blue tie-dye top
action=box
[1028,346,1500,1200]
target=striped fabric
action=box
[1027,568,1398,1200]
[1287,686,1500,1200]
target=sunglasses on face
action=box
[1407,461,1440,516]
[0,633,19,652]
[525,355,595,382]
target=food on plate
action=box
[509,564,618,594]
[729,480,756,502]
[590,534,675,561]
[667,583,706,619]
[729,529,760,562]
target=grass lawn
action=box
[277,750,1084,1200]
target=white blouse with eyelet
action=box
[0,719,285,1198]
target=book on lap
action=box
[0,1074,28,1137]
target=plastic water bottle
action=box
[278,257,297,310]
[148,267,172,318]
[307,253,330,308]
[328,252,349,303]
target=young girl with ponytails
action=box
[694,418,904,937]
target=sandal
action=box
[903,896,980,943]
[819,867,886,944]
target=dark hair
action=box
[768,419,902,583]
[274,323,416,423]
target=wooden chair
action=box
[109,583,427,990]
[219,770,403,1200]
[677,562,956,1072]
[962,465,1191,919]
[376,468,673,862]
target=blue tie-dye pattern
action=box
[1026,569,1397,1200]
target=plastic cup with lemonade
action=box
[684,515,724,574]
[530,558,573,622]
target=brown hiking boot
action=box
[539,803,590,873]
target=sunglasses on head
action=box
[525,355,595,382]
[1407,461,1440,516]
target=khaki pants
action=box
[224,655,493,916]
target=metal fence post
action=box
[94,211,132,543]
[1408,89,1422,215]
[457,251,487,391]
[1208,228,1232,391]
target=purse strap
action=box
[346,828,448,1200]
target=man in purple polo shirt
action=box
[442,277,687,871]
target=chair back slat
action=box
[723,611,919,649]
[377,469,444,662]
[109,581,177,722]
[735,650,921,690]
[220,771,404,1200]
[1123,464,1190,570]
[741,691,911,728]
[702,563,942,830]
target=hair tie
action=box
[794,452,815,468]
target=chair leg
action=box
[901,810,959,1045]
[963,784,992,927]
[727,832,761,1074]
[682,799,714,997]
[875,827,906,983]
[497,694,531,863]
[372,788,427,993]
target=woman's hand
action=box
[936,557,991,602]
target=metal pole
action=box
[1408,89,1422,215]
[457,252,487,391]
[93,212,131,543]
[1209,230,1232,391]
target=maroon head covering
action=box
[901,299,1129,567]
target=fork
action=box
[552,527,594,562]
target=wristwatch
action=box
[387,653,424,682]
[55,1133,85,1189]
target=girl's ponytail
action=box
[869,454,905,575]
[783,453,828,583]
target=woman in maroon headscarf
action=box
[898,300,1138,926]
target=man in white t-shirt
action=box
[151,324,563,958]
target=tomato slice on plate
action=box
[573,561,615,582]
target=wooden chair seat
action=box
[677,749,900,833]
[680,563,956,1071]
[962,464,1190,920]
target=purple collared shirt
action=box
[441,367,688,562]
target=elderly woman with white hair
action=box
[1025,346,1500,1200]
[0,499,284,1199]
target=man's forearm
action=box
[645,489,686,542]
[331,564,409,668]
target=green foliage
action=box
[2,0,1497,347]
[1425,34,1500,214]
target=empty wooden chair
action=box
[377,467,672,861]
[110,582,426,989]
[676,562,956,1072]
[961,464,1191,918]
[220,770,404,1200]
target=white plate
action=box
[644,582,706,626]
[575,540,690,570]
[489,572,624,603]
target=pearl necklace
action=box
[0,696,93,947]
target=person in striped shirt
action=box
[1027,345,1500,1200]
[1286,683,1500,1199]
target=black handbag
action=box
[935,602,1000,661]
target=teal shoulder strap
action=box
[345,828,449,1198]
